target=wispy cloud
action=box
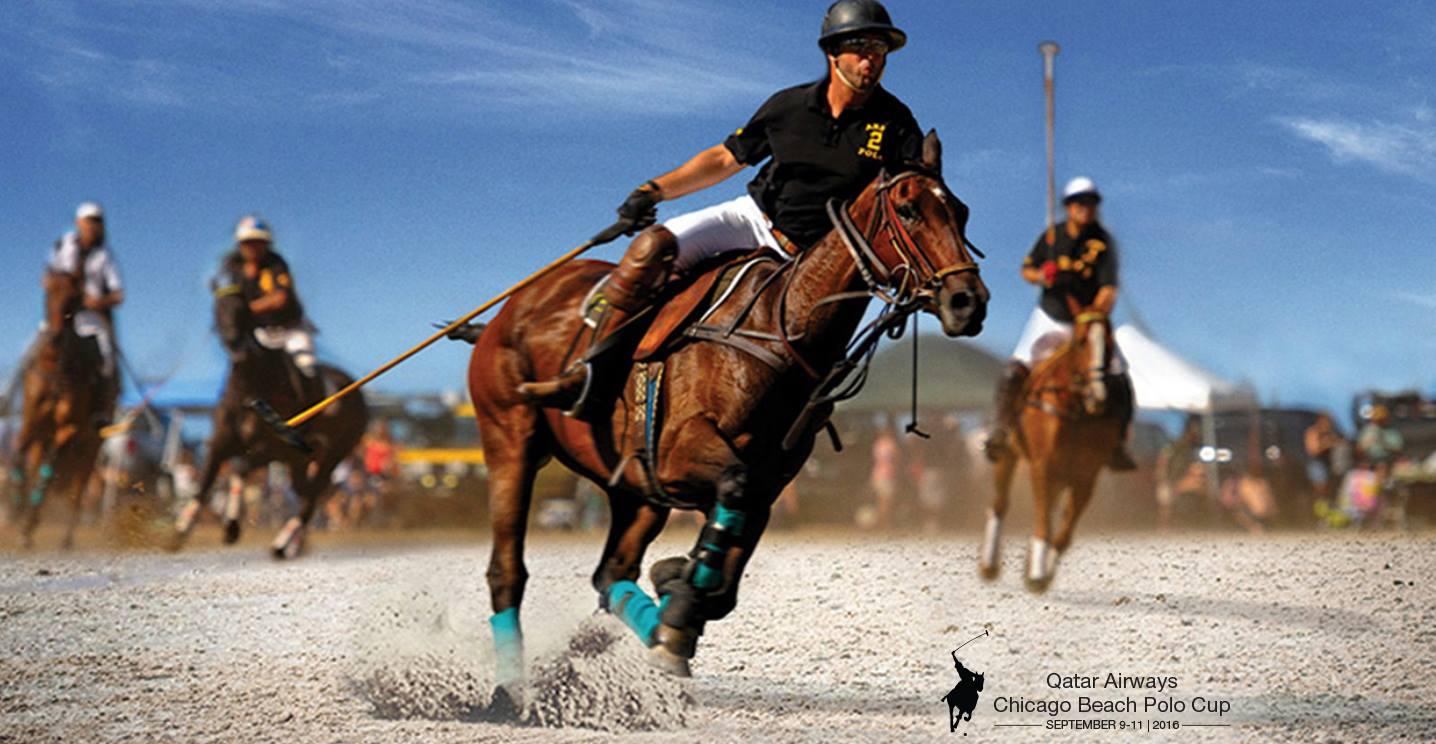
[1276,116,1436,178]
[18,0,795,120]
[1390,289,1436,310]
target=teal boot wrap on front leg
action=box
[662,501,748,632]
[30,463,55,507]
[608,580,668,647]
[490,608,524,689]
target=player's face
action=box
[75,217,105,247]
[239,239,270,262]
[830,35,888,92]
[1065,198,1098,228]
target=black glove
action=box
[617,182,661,235]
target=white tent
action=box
[1115,324,1255,412]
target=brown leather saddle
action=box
[632,249,781,362]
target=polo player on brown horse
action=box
[980,177,1134,591]
[463,2,988,704]
[168,216,367,558]
[10,270,105,549]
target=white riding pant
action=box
[253,325,317,376]
[1010,307,1126,373]
[664,194,790,274]
[73,310,116,377]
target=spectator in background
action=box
[1304,412,1341,507]
[1357,405,1404,481]
[362,420,400,506]
[869,421,901,530]
[1155,417,1205,530]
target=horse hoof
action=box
[486,684,524,721]
[270,518,305,560]
[648,556,687,595]
[222,519,242,545]
[978,561,1000,581]
[165,531,188,553]
[1024,574,1054,594]
[645,644,692,678]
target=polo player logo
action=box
[858,122,886,159]
[939,630,988,732]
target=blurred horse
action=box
[981,300,1123,591]
[467,132,987,696]
[11,271,104,549]
[168,267,367,558]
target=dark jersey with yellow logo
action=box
[1023,221,1118,322]
[225,250,305,328]
[724,77,922,249]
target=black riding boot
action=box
[984,361,1030,462]
[1107,373,1138,471]
[517,228,676,412]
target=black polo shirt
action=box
[724,77,923,249]
[1023,221,1119,322]
[224,250,306,328]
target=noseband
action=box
[826,170,982,306]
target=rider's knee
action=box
[625,227,678,267]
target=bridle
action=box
[825,169,983,307]
[1025,310,1112,419]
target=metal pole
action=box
[1039,41,1061,245]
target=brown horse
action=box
[467,132,987,694]
[10,271,105,550]
[168,265,367,559]
[980,300,1123,591]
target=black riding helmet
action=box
[819,0,907,53]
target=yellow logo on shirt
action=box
[858,122,886,159]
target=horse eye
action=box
[896,202,921,224]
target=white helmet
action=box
[234,214,273,243]
[1062,176,1101,204]
[75,201,105,221]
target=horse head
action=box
[211,263,259,363]
[841,130,989,337]
[41,270,83,337]
[1065,295,1112,416]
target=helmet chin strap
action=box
[832,62,881,93]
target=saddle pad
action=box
[634,250,772,361]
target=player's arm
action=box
[648,145,745,201]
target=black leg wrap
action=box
[1107,372,1134,433]
[660,467,749,633]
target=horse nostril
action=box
[949,291,972,311]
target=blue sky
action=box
[1,1,1433,419]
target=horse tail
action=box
[440,321,486,345]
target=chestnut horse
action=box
[468,132,987,695]
[10,271,104,550]
[980,301,1122,591]
[168,266,367,558]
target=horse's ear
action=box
[921,129,942,175]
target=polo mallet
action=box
[1039,40,1061,246]
[254,219,635,449]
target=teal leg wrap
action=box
[608,580,667,647]
[490,608,523,688]
[29,464,54,507]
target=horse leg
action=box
[593,493,671,647]
[20,444,55,551]
[479,409,546,700]
[269,465,314,560]
[1052,469,1100,558]
[1025,461,1059,593]
[171,425,237,550]
[648,416,754,675]
[980,453,1018,580]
